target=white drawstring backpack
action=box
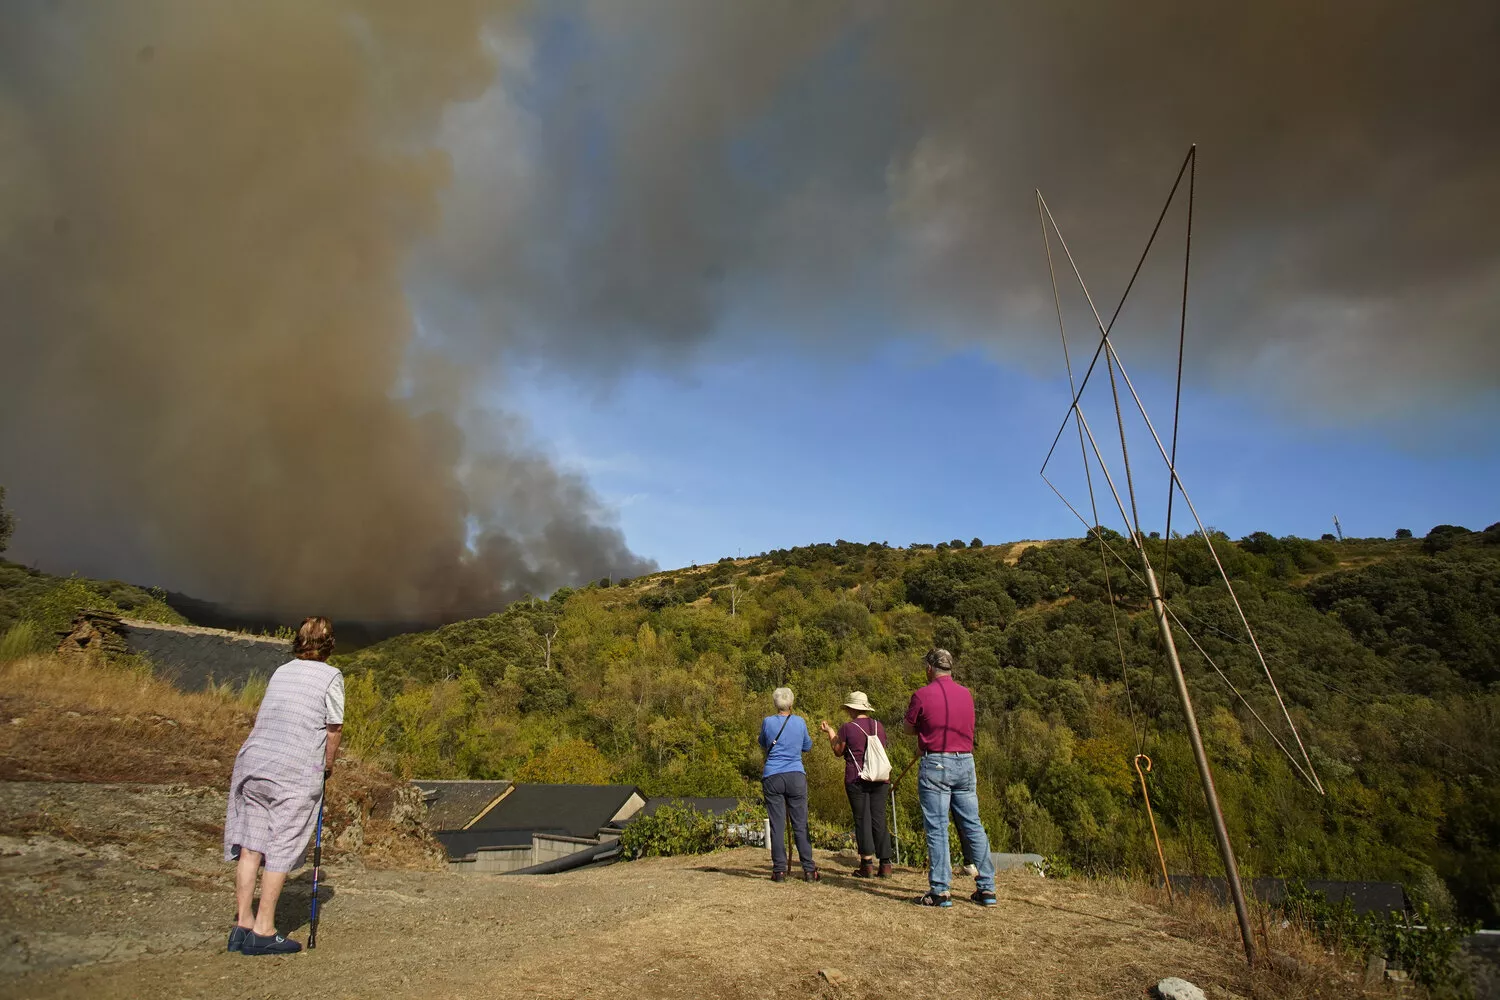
[850,719,892,782]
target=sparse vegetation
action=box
[619,801,768,859]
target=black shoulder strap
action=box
[768,713,793,750]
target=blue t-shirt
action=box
[759,714,812,777]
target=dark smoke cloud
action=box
[0,1,652,620]
[3,1,1496,618]
[427,0,1499,419]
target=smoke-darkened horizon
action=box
[2,1,1496,618]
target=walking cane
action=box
[890,785,899,866]
[889,756,919,867]
[308,776,326,949]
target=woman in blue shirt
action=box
[759,686,818,882]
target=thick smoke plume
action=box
[0,1,652,620]
[3,1,1497,618]
[430,0,1499,417]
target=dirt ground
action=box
[0,780,1350,1000]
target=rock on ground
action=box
[1155,977,1207,1000]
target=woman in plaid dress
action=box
[223,616,344,956]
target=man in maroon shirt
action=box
[903,648,996,907]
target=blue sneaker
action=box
[227,925,247,952]
[240,930,303,956]
[970,889,998,907]
[915,890,952,908]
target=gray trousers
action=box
[763,771,815,872]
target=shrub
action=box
[621,802,767,859]
[23,578,114,641]
[0,620,42,664]
[1424,525,1471,555]
[1281,880,1478,996]
[1396,528,1413,539]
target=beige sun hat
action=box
[842,691,874,712]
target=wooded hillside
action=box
[332,524,1500,925]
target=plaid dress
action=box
[224,659,342,872]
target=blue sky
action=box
[452,5,1499,575]
[508,345,1500,572]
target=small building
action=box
[416,781,645,874]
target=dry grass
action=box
[0,652,443,870]
[1093,876,1402,998]
[0,652,253,785]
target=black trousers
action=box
[763,771,815,872]
[845,780,893,862]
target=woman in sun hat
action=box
[819,691,893,877]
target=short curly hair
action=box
[293,616,335,661]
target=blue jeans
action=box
[918,753,995,895]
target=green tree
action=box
[1423,524,1471,554]
[1395,528,1413,539]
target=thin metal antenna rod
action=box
[1140,552,1257,964]
[1041,195,1322,797]
[1062,379,1260,967]
[1036,148,1194,476]
[1057,362,1259,963]
[1100,336,1324,795]
[1037,152,1259,964]
[1104,345,1146,541]
[1165,605,1321,788]
[1040,192,1144,750]
[1163,147,1196,583]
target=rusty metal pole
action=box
[1142,557,1256,964]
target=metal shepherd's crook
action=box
[1133,754,1172,899]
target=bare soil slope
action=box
[1,782,1360,1000]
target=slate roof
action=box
[411,780,513,832]
[467,783,642,840]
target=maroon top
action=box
[838,717,888,784]
[903,675,976,754]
